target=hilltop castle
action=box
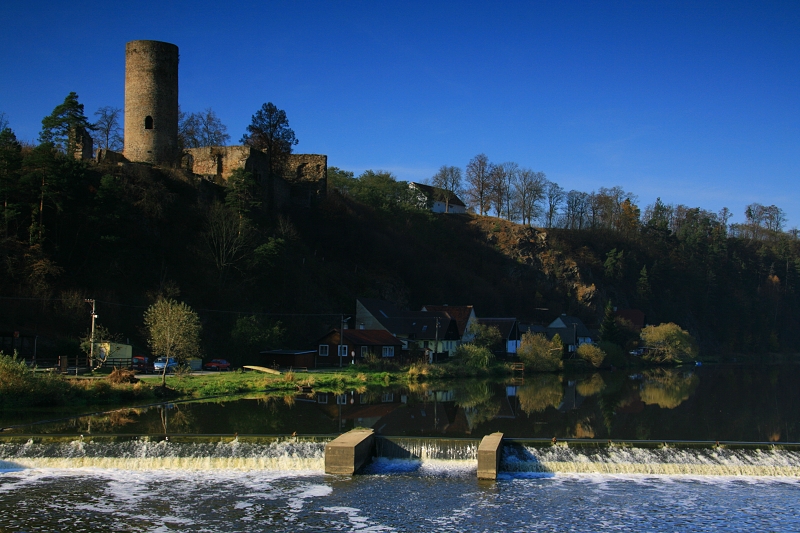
[97,40,326,208]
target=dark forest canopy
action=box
[1,102,798,363]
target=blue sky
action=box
[1,1,798,225]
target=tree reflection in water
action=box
[517,374,563,414]
[639,368,699,409]
[451,381,501,426]
[576,373,605,397]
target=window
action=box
[338,345,348,357]
[316,394,328,404]
[318,345,328,357]
[336,394,348,405]
[359,394,368,404]
[382,393,394,403]
[144,116,153,129]
[361,346,370,357]
[382,346,394,358]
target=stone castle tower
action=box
[124,40,179,164]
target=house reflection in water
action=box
[308,388,475,436]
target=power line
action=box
[0,295,347,318]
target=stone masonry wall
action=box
[283,154,327,205]
[124,40,179,165]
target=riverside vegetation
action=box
[2,326,694,412]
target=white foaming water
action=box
[374,437,479,460]
[502,444,800,477]
[0,438,326,472]
[3,438,800,478]
[362,457,476,477]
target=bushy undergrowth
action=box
[0,352,156,408]
[576,343,606,368]
[517,333,563,371]
[0,352,72,408]
[454,344,495,370]
[407,362,448,381]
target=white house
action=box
[408,182,467,214]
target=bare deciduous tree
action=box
[179,108,231,149]
[514,169,546,226]
[562,190,589,229]
[544,181,564,227]
[430,165,462,212]
[204,201,253,289]
[487,163,508,218]
[464,154,491,215]
[93,106,123,151]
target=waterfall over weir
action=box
[2,436,800,477]
[0,438,327,471]
[502,442,800,477]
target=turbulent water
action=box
[2,439,800,532]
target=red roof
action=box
[343,329,403,346]
[421,305,474,337]
[614,309,645,329]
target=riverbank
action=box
[1,354,486,410]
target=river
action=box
[1,363,799,531]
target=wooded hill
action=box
[1,143,799,363]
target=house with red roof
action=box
[316,327,404,366]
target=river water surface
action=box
[1,363,799,531]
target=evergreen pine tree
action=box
[599,301,621,346]
[39,92,94,153]
[637,266,652,302]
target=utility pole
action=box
[85,299,97,368]
[434,316,440,361]
[340,314,345,368]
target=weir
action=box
[477,432,504,480]
[2,435,800,477]
[324,429,374,475]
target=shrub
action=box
[517,333,563,371]
[0,352,71,408]
[641,323,698,363]
[455,344,495,370]
[576,343,605,368]
[597,341,628,367]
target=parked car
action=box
[132,355,154,373]
[153,357,179,373]
[204,359,231,371]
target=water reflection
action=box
[639,368,699,409]
[517,375,563,414]
[2,364,799,443]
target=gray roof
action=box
[357,298,460,340]
[477,318,518,340]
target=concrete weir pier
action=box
[477,432,504,480]
[324,429,375,475]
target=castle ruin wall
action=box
[124,40,179,165]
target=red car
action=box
[132,355,154,373]
[203,359,231,371]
